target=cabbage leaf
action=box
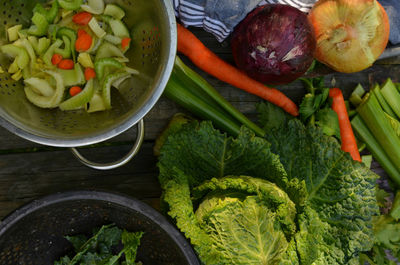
[158,102,379,265]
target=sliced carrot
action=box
[75,33,93,52]
[176,23,299,116]
[69,86,82,97]
[84,67,96,81]
[73,12,93,26]
[58,59,74,70]
[51,53,63,65]
[329,87,361,162]
[78,29,87,38]
[121,37,131,51]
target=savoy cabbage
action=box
[157,102,379,265]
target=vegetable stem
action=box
[380,78,400,119]
[351,115,400,185]
[356,92,400,175]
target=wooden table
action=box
[0,27,395,220]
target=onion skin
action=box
[231,4,316,86]
[308,0,390,73]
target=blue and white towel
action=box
[173,0,400,45]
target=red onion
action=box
[231,4,316,85]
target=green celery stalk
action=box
[380,78,400,119]
[164,72,242,137]
[351,115,400,185]
[372,84,397,118]
[173,57,265,137]
[356,92,400,178]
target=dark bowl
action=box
[0,191,200,265]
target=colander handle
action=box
[70,119,145,170]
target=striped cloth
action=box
[173,0,400,44]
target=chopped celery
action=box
[57,63,85,87]
[24,71,65,108]
[43,39,63,66]
[87,92,106,113]
[7,25,22,42]
[372,84,397,118]
[88,17,106,38]
[24,77,55,97]
[55,36,72,59]
[28,36,39,53]
[78,53,94,68]
[380,78,400,119]
[94,58,124,80]
[102,72,130,109]
[356,92,400,175]
[20,39,37,72]
[60,79,94,111]
[37,37,51,56]
[109,19,130,38]
[8,60,19,74]
[81,0,105,15]
[349,94,362,107]
[95,42,128,62]
[104,4,125,20]
[56,27,77,61]
[1,44,29,69]
[101,15,113,24]
[27,13,49,36]
[11,70,23,81]
[58,0,83,10]
[104,34,122,45]
[0,66,4,74]
[33,0,59,23]
[89,37,103,54]
[351,114,400,185]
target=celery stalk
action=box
[372,84,397,118]
[351,115,400,185]
[173,57,265,137]
[164,72,242,137]
[380,78,400,119]
[356,92,400,175]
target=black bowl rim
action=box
[0,190,200,265]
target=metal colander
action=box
[0,0,177,168]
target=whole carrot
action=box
[329,88,361,162]
[176,23,299,116]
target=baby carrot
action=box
[51,53,63,65]
[58,59,74,70]
[329,87,361,162]
[75,31,92,52]
[84,67,96,81]
[70,86,82,97]
[176,23,299,116]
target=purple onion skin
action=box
[231,4,316,85]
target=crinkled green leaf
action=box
[158,121,287,189]
[259,102,379,264]
[121,230,143,264]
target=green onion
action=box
[356,92,400,178]
[164,57,266,137]
[380,78,400,119]
[351,115,400,185]
[173,57,265,137]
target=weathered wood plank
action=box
[0,142,161,219]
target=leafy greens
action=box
[157,102,379,265]
[54,224,143,265]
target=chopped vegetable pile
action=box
[54,224,144,265]
[1,0,138,112]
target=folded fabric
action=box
[173,0,400,45]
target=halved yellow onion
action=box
[308,0,390,73]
